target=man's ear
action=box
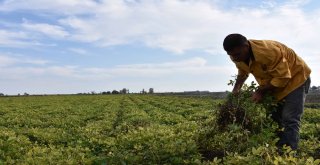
[244,41,249,48]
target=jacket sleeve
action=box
[267,51,291,87]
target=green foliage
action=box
[0,93,319,164]
[197,80,320,164]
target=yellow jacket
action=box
[234,40,311,101]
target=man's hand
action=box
[252,83,276,103]
[232,75,247,96]
[251,90,263,103]
[232,88,240,96]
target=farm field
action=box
[0,94,319,164]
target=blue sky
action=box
[0,0,319,95]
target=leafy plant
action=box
[198,79,278,161]
[0,92,319,164]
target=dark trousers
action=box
[271,77,311,150]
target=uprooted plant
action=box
[198,78,277,161]
[217,80,275,132]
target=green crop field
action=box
[0,94,319,164]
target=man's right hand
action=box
[231,74,247,97]
[232,89,240,96]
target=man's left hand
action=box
[251,90,263,103]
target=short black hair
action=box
[223,33,248,51]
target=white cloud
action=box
[0,57,234,81]
[0,28,58,48]
[0,0,98,14]
[0,57,236,94]
[0,55,17,67]
[0,29,31,47]
[1,54,317,94]
[51,0,320,58]
[58,0,228,53]
[68,48,87,55]
[46,66,77,77]
[118,57,207,68]
[0,65,77,80]
[0,54,50,67]
[2,0,320,56]
[24,59,49,65]
[0,67,45,80]
[22,20,69,38]
[0,0,319,94]
[58,17,104,43]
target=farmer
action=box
[223,33,311,151]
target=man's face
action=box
[227,44,250,62]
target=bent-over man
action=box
[223,33,311,151]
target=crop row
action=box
[0,94,319,164]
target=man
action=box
[223,33,311,151]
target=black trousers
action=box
[271,77,311,150]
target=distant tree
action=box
[310,86,320,93]
[120,88,128,94]
[141,89,147,94]
[0,93,4,96]
[24,92,29,96]
[101,91,111,95]
[149,88,154,94]
[112,90,120,94]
